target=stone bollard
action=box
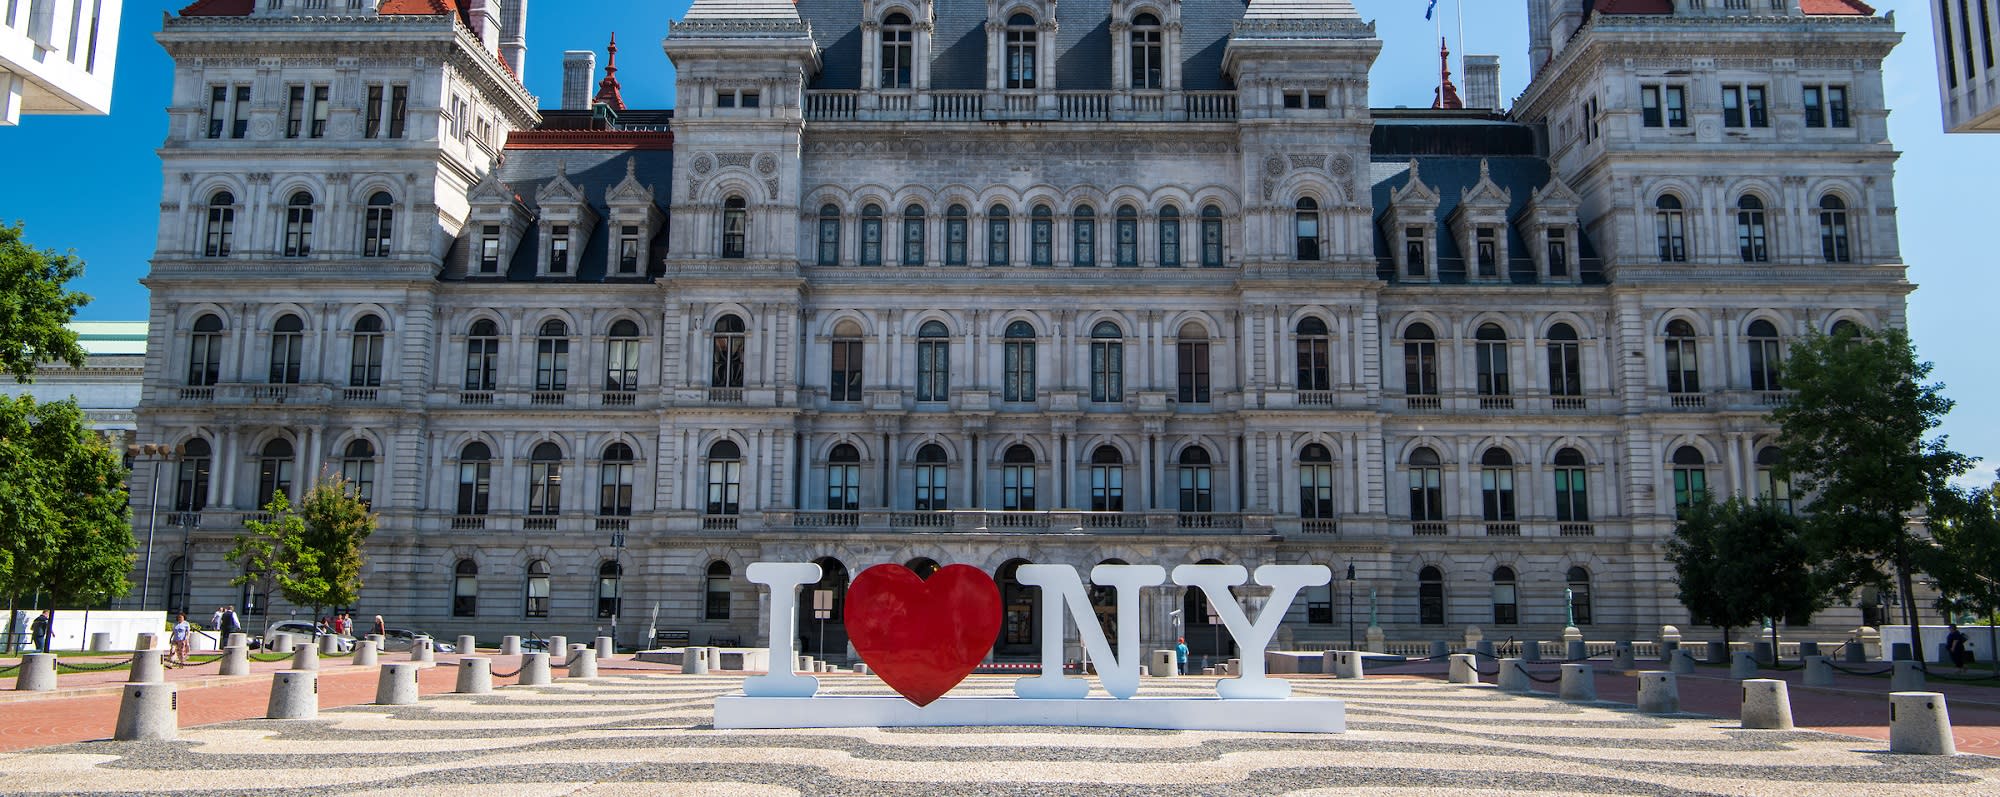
[219,645,250,676]
[595,636,614,660]
[798,655,814,673]
[1228,657,1242,675]
[547,636,568,659]
[410,638,434,665]
[1804,655,1835,687]
[1333,651,1364,680]
[137,632,162,651]
[375,663,420,705]
[456,635,477,656]
[352,640,378,666]
[567,645,598,678]
[1799,641,1822,659]
[1890,692,1956,755]
[856,663,871,676]
[1891,660,1926,691]
[292,643,320,672]
[1730,651,1759,680]
[1148,650,1176,677]
[1559,663,1597,702]
[1566,640,1588,662]
[319,634,341,656]
[1670,648,1697,675]
[1637,671,1680,714]
[1705,640,1729,664]
[15,652,56,691]
[129,649,166,684]
[517,652,551,686]
[1891,642,1914,662]
[1202,667,1217,676]
[1497,658,1530,693]
[226,633,247,649]
[366,634,385,648]
[267,670,317,720]
[271,633,294,655]
[1741,679,1795,730]
[1429,640,1451,659]
[1475,639,1495,659]
[1612,643,1636,671]
[1660,639,1680,660]
[115,683,178,741]
[685,652,710,675]
[499,636,521,656]
[1753,640,1776,666]
[1520,639,1543,663]
[456,657,492,694]
[1448,654,1479,685]
[89,632,115,652]
[1844,640,1867,663]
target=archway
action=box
[1088,558,1129,648]
[994,558,1039,659]
[905,557,941,580]
[798,557,850,663]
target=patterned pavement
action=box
[4,672,2000,796]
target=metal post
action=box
[1345,562,1356,651]
[132,445,167,609]
[1564,587,1576,628]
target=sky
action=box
[3,0,1994,482]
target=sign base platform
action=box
[714,694,1345,733]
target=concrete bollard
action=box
[226,633,247,649]
[352,640,378,666]
[1429,640,1451,659]
[292,643,319,672]
[1520,639,1543,663]
[517,651,551,686]
[1475,639,1494,658]
[456,657,492,694]
[595,636,614,660]
[547,636,568,659]
[567,645,598,678]
[1497,658,1530,693]
[15,653,57,691]
[685,652,710,674]
[856,663,871,676]
[1741,679,1795,730]
[137,632,162,651]
[1889,692,1956,755]
[271,633,294,654]
[1705,640,1729,664]
[1612,643,1636,671]
[1333,651,1364,680]
[1891,642,1914,661]
[456,635,477,656]
[114,683,177,741]
[1148,649,1176,677]
[1202,667,1217,676]
[1892,660,1926,692]
[1660,639,1680,660]
[366,634,385,647]
[1566,640,1588,662]
[499,635,521,656]
[1844,640,1867,663]
[1559,663,1597,702]
[798,655,814,673]
[1730,651,1759,680]
[1228,657,1242,675]
[1799,641,1821,659]
[1753,640,1776,666]
[1670,648,1697,675]
[319,634,341,655]
[374,663,420,705]
[410,638,434,664]
[89,632,115,652]
[1637,671,1680,714]
[1448,653,1479,685]
[267,670,317,720]
[128,649,166,684]
[219,645,251,676]
[1803,655,1834,687]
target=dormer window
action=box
[1546,228,1570,278]
[882,13,914,89]
[1475,227,1498,278]
[1130,13,1163,89]
[618,225,642,274]
[478,225,502,274]
[1006,14,1038,89]
[1403,227,1426,277]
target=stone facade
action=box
[0,0,122,124]
[1933,0,2000,132]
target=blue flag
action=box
[1425,0,1438,20]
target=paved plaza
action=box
[4,665,2000,796]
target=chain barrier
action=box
[171,653,227,669]
[0,661,22,676]
[1916,667,2000,683]
[54,655,137,673]
[1827,660,1895,677]
[491,665,524,678]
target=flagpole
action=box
[1457,0,1467,85]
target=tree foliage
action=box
[1666,498,1828,643]
[1924,484,2000,622]
[0,396,134,606]
[229,475,376,620]
[0,222,90,384]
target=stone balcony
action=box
[803,89,1238,124]
[768,509,1277,537]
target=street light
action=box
[1345,562,1357,651]
[127,443,181,610]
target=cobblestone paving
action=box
[4,674,1999,796]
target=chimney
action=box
[563,51,598,111]
[498,0,530,77]
[465,0,501,53]
[1525,0,1550,81]
[1463,55,1502,112]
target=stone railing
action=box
[802,89,1238,123]
[774,509,1272,535]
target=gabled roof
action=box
[1588,0,1872,14]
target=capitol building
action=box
[133,0,1906,660]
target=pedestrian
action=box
[29,610,52,653]
[169,613,192,667]
[372,614,386,638]
[1947,624,1973,670]
[1175,637,1190,675]
[211,606,225,636]
[220,605,242,640]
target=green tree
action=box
[0,396,134,607]
[1771,326,1974,659]
[0,222,91,384]
[1666,498,1828,646]
[1922,484,2000,670]
[228,475,377,627]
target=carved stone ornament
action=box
[756,153,778,176]
[692,153,715,175]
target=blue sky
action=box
[3,0,1993,481]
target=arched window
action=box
[605,319,641,393]
[166,556,191,615]
[1736,195,1769,263]
[1409,447,1443,522]
[1003,320,1037,402]
[1295,317,1331,391]
[457,442,492,515]
[340,439,376,505]
[597,560,623,618]
[204,191,236,257]
[1655,194,1687,262]
[1199,205,1224,267]
[1130,12,1164,89]
[256,438,295,508]
[1480,448,1516,522]
[902,204,926,266]
[915,443,949,510]
[907,557,941,580]
[535,319,570,393]
[362,191,395,258]
[1830,319,1862,339]
[827,443,862,511]
[1474,323,1509,397]
[860,203,884,266]
[1492,566,1518,625]
[817,203,841,266]
[1115,205,1139,266]
[1419,565,1446,625]
[1546,323,1582,400]
[1002,444,1037,511]
[1072,205,1097,266]
[705,561,733,620]
[1089,321,1124,403]
[880,12,914,89]
[599,443,635,517]
[1158,205,1181,266]
[1177,322,1211,404]
[1005,12,1038,89]
[712,315,746,388]
[175,438,212,512]
[1664,319,1700,394]
[916,320,950,402]
[1089,446,1124,512]
[987,204,1011,265]
[1671,445,1707,515]
[1403,323,1438,397]
[187,314,225,387]
[524,560,550,618]
[283,192,315,258]
[464,319,499,391]
[1177,447,1213,513]
[453,559,478,617]
[1299,443,1334,519]
[268,314,304,385]
[1757,446,1793,514]
[706,441,742,515]
[1553,447,1589,523]
[528,442,564,516]
[1747,319,1782,392]
[945,204,969,265]
[1027,205,1054,266]
[721,196,747,259]
[350,314,384,388]
[1819,195,1852,263]
[1294,198,1321,261]
[1567,566,1593,626]
[829,319,864,403]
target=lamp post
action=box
[127,443,180,609]
[1345,562,1356,651]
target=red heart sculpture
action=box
[843,563,1001,707]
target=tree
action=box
[1666,498,1828,646]
[1771,326,1975,661]
[1922,484,2000,670]
[0,222,91,384]
[0,396,135,607]
[228,475,377,628]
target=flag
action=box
[1425,0,1438,20]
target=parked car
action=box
[380,627,454,653]
[259,621,353,652]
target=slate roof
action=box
[446,148,675,283]
[1585,0,1872,15]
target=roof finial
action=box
[1432,37,1463,110]
[594,33,626,112]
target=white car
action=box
[259,621,353,652]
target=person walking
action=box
[169,613,192,667]
[29,610,52,653]
[220,605,242,640]
[1175,637,1190,675]
[1947,624,1973,670]
[372,614,386,638]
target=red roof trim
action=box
[506,131,675,151]
[1595,0,1872,14]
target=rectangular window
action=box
[829,339,862,402]
[1177,340,1210,404]
[1307,92,1327,109]
[1640,85,1662,128]
[388,86,408,139]
[1283,92,1303,109]
[915,464,947,510]
[1403,227,1426,278]
[618,225,641,274]
[988,216,1010,265]
[1091,465,1123,512]
[1158,217,1180,267]
[1073,216,1096,266]
[1548,341,1582,398]
[706,458,740,515]
[1547,229,1569,277]
[1722,85,1743,128]
[1803,86,1824,128]
[310,85,330,139]
[1827,85,1849,128]
[286,85,305,138]
[1115,216,1137,266]
[741,91,760,108]
[1030,216,1052,266]
[903,214,925,266]
[1665,85,1687,128]
[1002,465,1036,511]
[1747,85,1768,128]
[548,225,570,273]
[945,216,967,265]
[207,86,227,139]
[231,86,251,139]
[716,91,735,108]
[1475,227,1497,277]
[861,216,883,266]
[478,225,502,273]
[365,84,384,139]
[1555,467,1589,522]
